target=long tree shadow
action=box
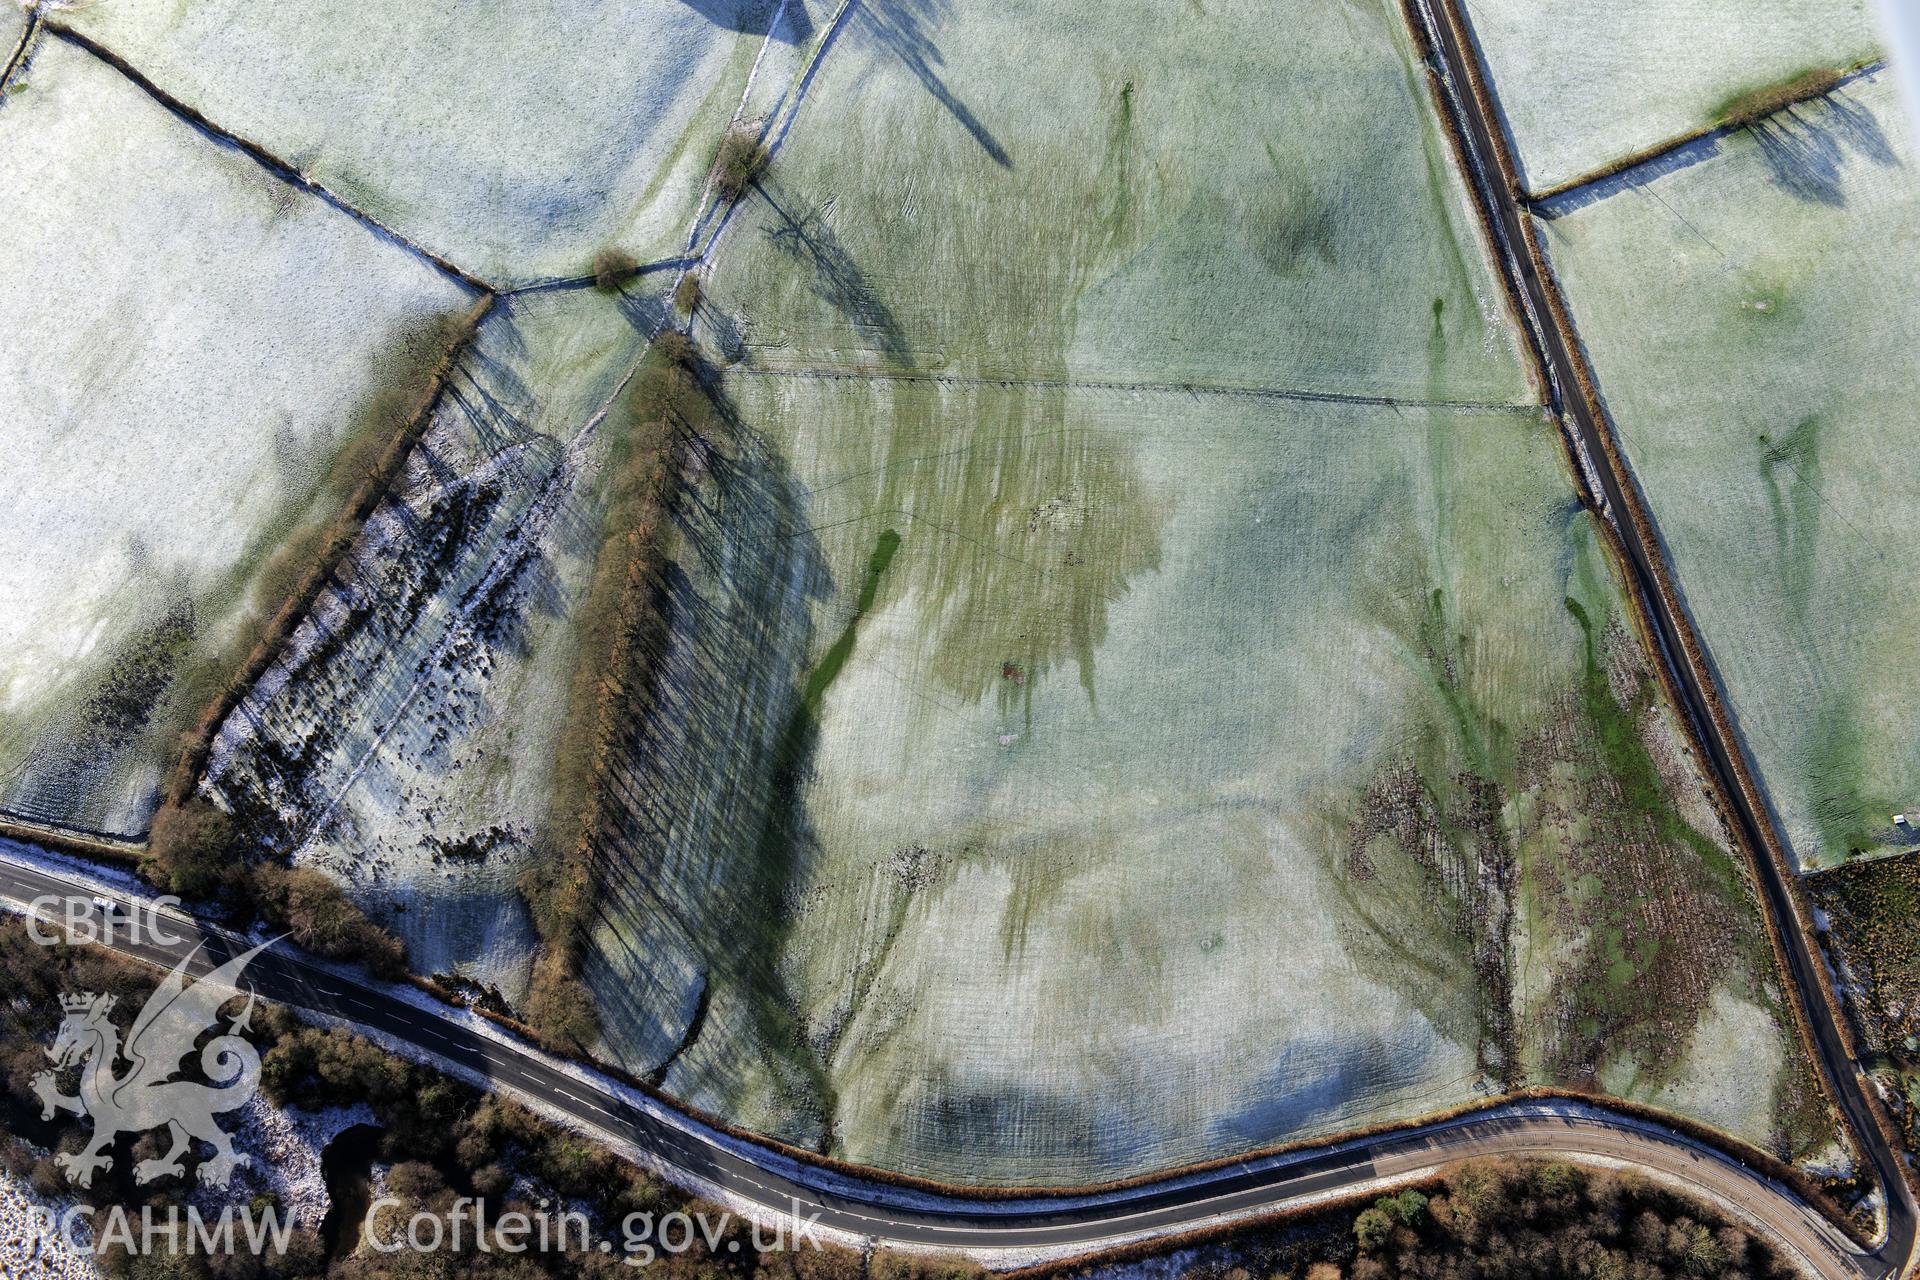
[853,0,1010,168]
[579,377,841,1134]
[757,181,914,369]
[204,298,616,996]
[672,0,813,44]
[1537,73,1898,219]
[1751,87,1899,207]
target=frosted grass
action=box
[204,289,659,1000]
[1469,0,1880,191]
[1539,70,1920,870]
[0,37,468,835]
[60,0,784,285]
[699,0,1533,405]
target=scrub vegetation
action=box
[1042,1159,1799,1280]
[712,127,770,201]
[1710,64,1858,130]
[1807,856,1920,1146]
[0,919,985,1280]
[144,795,408,977]
[675,271,703,315]
[1348,1161,1797,1280]
[593,248,641,292]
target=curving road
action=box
[0,848,1891,1278]
[1400,1,1919,1278]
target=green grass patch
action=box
[1564,597,1735,887]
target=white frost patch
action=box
[208,1098,375,1232]
[0,1170,99,1279]
[1624,987,1785,1144]
[1798,1138,1859,1183]
[0,35,468,834]
[59,0,798,283]
[1469,0,1882,190]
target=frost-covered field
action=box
[699,0,1531,404]
[579,365,1822,1181]
[587,0,1827,1181]
[205,288,658,1000]
[7,0,1850,1190]
[57,0,789,285]
[1538,71,1920,871]
[1466,0,1882,191]
[159,0,1832,1183]
[3,5,26,68]
[0,33,469,836]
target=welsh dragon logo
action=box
[31,939,275,1190]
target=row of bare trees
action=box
[518,338,707,1050]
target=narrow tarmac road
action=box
[0,850,1891,1277]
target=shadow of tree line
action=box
[1750,85,1899,207]
[577,371,842,1140]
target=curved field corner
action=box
[1535,71,1920,872]
[0,33,472,839]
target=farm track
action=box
[1402,0,1920,1276]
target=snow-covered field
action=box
[1539,70,1920,870]
[204,287,657,1000]
[0,32,469,836]
[57,0,788,285]
[1467,0,1882,191]
[698,0,1532,404]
